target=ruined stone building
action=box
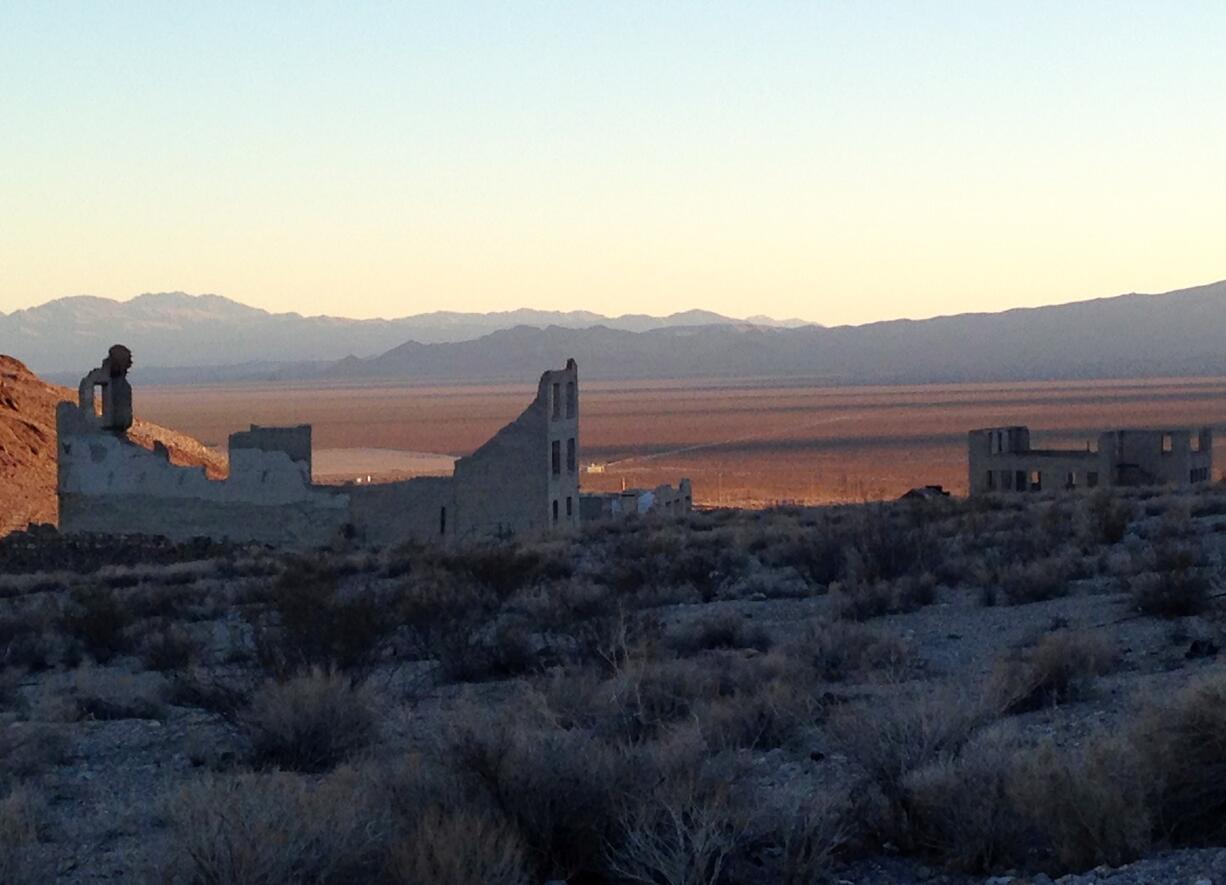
[58,349,691,548]
[968,425,1214,495]
[579,480,694,522]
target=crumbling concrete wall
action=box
[969,425,1214,495]
[57,349,587,549]
[451,359,580,541]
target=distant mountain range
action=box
[323,279,1226,384]
[0,292,810,374]
[4,280,1226,385]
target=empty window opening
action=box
[566,438,576,473]
[1192,432,1203,453]
[551,440,561,475]
[1029,470,1041,492]
[1015,470,1026,492]
[552,499,559,523]
[1065,471,1077,490]
[1162,433,1174,454]
[552,383,561,419]
[439,506,446,536]
[566,496,573,517]
[987,471,997,491]
[566,381,576,418]
[1087,471,1099,488]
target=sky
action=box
[1,2,1223,325]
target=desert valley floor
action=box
[135,376,1226,505]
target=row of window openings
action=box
[552,438,576,475]
[551,381,577,420]
[986,469,1099,492]
[552,497,574,523]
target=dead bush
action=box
[987,631,1116,716]
[0,785,49,885]
[902,726,1024,871]
[1129,543,1213,617]
[136,620,199,672]
[1133,671,1226,843]
[445,708,637,879]
[1088,492,1134,545]
[65,666,167,721]
[831,688,986,807]
[240,671,378,773]
[667,611,771,656]
[251,559,393,676]
[0,724,71,785]
[605,778,748,885]
[997,554,1075,605]
[795,621,909,682]
[59,585,132,663]
[1009,737,1151,872]
[161,769,388,884]
[777,793,850,885]
[388,807,530,885]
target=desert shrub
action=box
[1009,737,1151,872]
[1133,671,1226,843]
[444,542,572,597]
[1129,542,1213,617]
[137,620,199,672]
[0,724,70,785]
[902,726,1023,871]
[765,526,847,588]
[828,581,895,621]
[433,615,539,683]
[777,793,850,885]
[66,666,167,721]
[240,671,377,773]
[0,786,48,885]
[548,650,814,748]
[161,769,388,885]
[797,621,909,682]
[0,611,57,673]
[831,688,986,808]
[667,611,771,656]
[987,631,1115,716]
[166,667,253,720]
[694,678,818,752]
[843,506,934,584]
[59,585,131,663]
[1088,492,1134,545]
[997,554,1075,605]
[605,779,748,885]
[445,709,636,879]
[388,807,530,885]
[251,558,393,677]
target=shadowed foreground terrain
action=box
[3,487,1226,883]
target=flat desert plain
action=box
[135,376,1226,507]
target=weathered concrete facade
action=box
[58,350,586,548]
[969,425,1214,495]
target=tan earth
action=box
[0,355,226,536]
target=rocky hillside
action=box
[0,355,226,536]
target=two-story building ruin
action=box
[968,425,1213,495]
[58,348,690,548]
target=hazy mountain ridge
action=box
[0,292,805,373]
[326,280,1226,384]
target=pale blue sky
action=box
[1,2,1223,322]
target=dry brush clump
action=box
[239,670,378,773]
[987,630,1117,716]
[160,769,389,885]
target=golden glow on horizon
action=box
[2,4,1223,324]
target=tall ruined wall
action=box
[57,403,349,547]
[347,476,454,547]
[451,359,579,541]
